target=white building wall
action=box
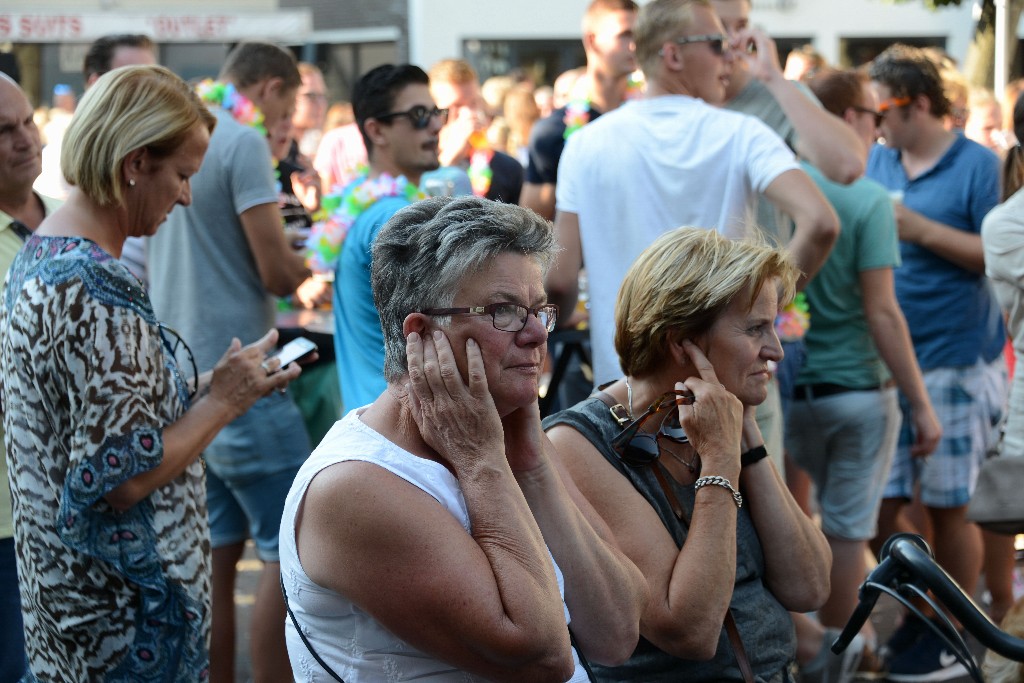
[746,0,977,66]
[4,0,276,9]
[411,0,995,73]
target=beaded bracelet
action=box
[694,475,743,508]
[741,445,769,468]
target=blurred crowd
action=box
[4,1,1024,682]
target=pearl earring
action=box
[128,178,136,187]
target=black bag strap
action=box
[569,625,598,683]
[281,572,346,683]
[725,610,756,683]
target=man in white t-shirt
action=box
[547,0,837,388]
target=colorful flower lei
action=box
[468,147,494,197]
[775,292,810,342]
[305,173,426,275]
[563,72,645,140]
[195,80,267,136]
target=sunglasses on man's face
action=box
[611,389,695,467]
[851,105,884,128]
[670,34,728,57]
[875,95,912,123]
[375,105,449,130]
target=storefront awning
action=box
[0,10,312,43]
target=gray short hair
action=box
[372,195,556,382]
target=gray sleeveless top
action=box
[544,396,796,683]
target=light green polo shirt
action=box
[0,192,61,539]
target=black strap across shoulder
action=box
[281,572,346,682]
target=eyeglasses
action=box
[877,96,912,120]
[611,389,695,467]
[158,323,199,401]
[851,105,884,127]
[374,105,448,130]
[420,302,559,333]
[669,34,728,56]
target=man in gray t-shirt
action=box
[148,41,311,683]
[712,0,865,243]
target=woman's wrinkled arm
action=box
[294,330,579,682]
[509,408,647,666]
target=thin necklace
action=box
[661,442,699,473]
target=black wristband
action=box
[741,445,768,468]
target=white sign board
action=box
[0,11,312,43]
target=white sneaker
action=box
[800,631,864,683]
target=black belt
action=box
[795,382,886,400]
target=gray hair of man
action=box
[372,195,556,383]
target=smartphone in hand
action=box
[266,337,318,372]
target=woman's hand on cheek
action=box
[677,340,743,473]
[406,330,505,472]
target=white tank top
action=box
[279,409,589,682]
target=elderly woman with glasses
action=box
[278,195,647,682]
[0,65,300,681]
[545,227,831,682]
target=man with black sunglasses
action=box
[330,64,442,410]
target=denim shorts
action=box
[786,386,900,540]
[883,357,1007,508]
[204,392,311,560]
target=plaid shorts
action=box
[883,357,1007,508]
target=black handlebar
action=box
[832,533,1024,666]
[831,554,899,653]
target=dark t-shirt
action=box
[525,105,603,185]
[543,397,796,682]
[276,157,312,234]
[486,150,525,204]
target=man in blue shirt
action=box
[333,65,442,408]
[865,44,1005,682]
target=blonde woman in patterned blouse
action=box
[0,65,301,681]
